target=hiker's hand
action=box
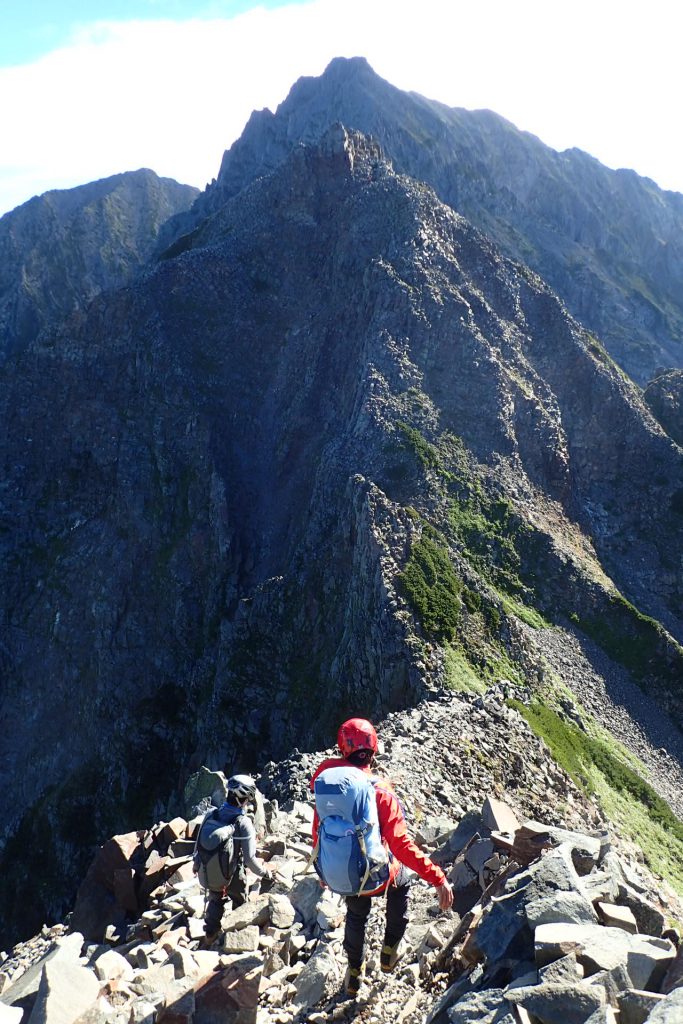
[437,881,453,911]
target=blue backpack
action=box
[312,766,392,896]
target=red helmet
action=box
[337,718,378,758]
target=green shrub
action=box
[398,533,462,640]
[509,698,683,888]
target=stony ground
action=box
[2,688,683,1023]
[522,623,683,820]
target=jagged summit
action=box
[161,55,683,384]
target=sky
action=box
[1,0,682,218]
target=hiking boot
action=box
[344,962,365,998]
[199,929,221,949]
[380,939,406,973]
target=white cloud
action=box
[1,0,681,216]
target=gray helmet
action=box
[227,774,256,805]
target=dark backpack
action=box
[193,810,239,891]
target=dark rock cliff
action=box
[0,126,681,947]
[0,168,199,356]
[162,56,683,385]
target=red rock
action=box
[194,956,262,1024]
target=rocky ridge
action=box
[1,694,682,1024]
[1,125,682,951]
[162,56,683,385]
[0,168,198,356]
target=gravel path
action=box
[523,624,683,819]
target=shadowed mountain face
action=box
[0,125,681,946]
[0,168,199,356]
[162,56,683,386]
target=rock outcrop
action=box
[644,369,683,448]
[0,168,198,356]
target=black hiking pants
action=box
[344,867,411,970]
[204,863,247,936]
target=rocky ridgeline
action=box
[1,693,683,1024]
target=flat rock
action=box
[0,934,85,1006]
[482,798,520,835]
[534,923,675,989]
[506,981,605,1024]
[596,902,638,934]
[27,961,100,1024]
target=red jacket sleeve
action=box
[375,784,447,888]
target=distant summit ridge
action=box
[0,168,198,357]
[164,55,683,385]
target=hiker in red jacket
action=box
[310,717,453,997]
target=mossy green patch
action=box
[500,594,551,630]
[396,421,443,473]
[447,489,538,605]
[510,699,683,892]
[443,645,486,693]
[398,529,462,641]
[578,591,677,683]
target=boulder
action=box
[288,877,322,929]
[222,927,259,954]
[534,923,675,988]
[0,933,85,1008]
[446,987,515,1023]
[156,989,195,1024]
[596,902,638,934]
[617,989,666,1024]
[27,961,100,1024]
[475,888,532,963]
[539,953,583,984]
[505,980,606,1024]
[525,891,599,929]
[92,948,135,983]
[646,987,683,1023]
[221,895,270,932]
[70,833,142,941]
[292,943,340,1012]
[268,894,296,931]
[432,810,485,865]
[182,768,228,817]
[661,943,683,995]
[515,823,600,875]
[193,955,261,1024]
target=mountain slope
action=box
[0,168,199,356]
[162,56,683,385]
[0,126,681,947]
